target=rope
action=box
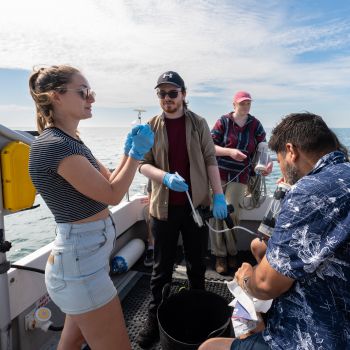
[240,174,267,210]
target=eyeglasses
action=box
[71,87,96,100]
[157,90,181,99]
[58,87,96,100]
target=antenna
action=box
[134,108,146,124]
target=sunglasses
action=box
[58,87,96,100]
[157,90,181,99]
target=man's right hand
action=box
[162,173,189,192]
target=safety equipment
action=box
[129,124,154,160]
[163,173,188,192]
[123,132,133,156]
[111,239,145,274]
[1,141,35,211]
[212,193,228,219]
[124,125,143,156]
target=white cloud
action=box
[0,0,350,126]
[0,105,32,112]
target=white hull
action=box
[5,195,149,350]
[0,124,270,350]
[3,194,269,350]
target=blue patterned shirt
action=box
[264,151,350,350]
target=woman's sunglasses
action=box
[58,87,96,100]
[76,88,96,100]
[157,90,180,99]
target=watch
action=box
[242,276,251,295]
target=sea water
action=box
[4,127,349,262]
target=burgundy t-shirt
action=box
[164,115,190,205]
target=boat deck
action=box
[122,274,234,350]
[117,247,256,349]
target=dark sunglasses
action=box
[77,88,96,100]
[157,90,181,99]
[58,87,96,100]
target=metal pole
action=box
[0,180,12,350]
[126,109,147,202]
[133,108,146,125]
[0,126,16,350]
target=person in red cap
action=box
[210,91,272,274]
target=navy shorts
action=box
[231,333,269,350]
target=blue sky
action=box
[1,0,350,129]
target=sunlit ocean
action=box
[4,127,350,262]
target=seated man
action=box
[199,112,350,350]
[251,133,349,265]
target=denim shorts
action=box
[45,216,117,315]
[230,333,269,350]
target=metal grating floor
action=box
[122,274,234,350]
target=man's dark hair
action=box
[182,87,188,109]
[331,129,349,161]
[268,112,338,155]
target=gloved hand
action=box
[124,125,143,156]
[213,193,227,219]
[123,132,133,156]
[129,124,154,161]
[131,124,144,135]
[163,173,189,192]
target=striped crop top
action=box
[29,127,108,223]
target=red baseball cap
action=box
[234,91,252,103]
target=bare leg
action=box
[250,238,267,263]
[70,297,131,350]
[57,315,85,350]
[198,337,235,350]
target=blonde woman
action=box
[28,65,153,350]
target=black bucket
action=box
[157,285,231,350]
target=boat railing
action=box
[0,125,35,146]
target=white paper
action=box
[232,317,258,337]
[226,279,258,321]
[226,279,273,320]
[254,298,273,313]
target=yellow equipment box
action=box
[1,141,36,211]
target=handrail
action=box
[0,125,35,145]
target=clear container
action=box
[258,182,291,238]
[254,142,271,174]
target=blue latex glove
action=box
[131,124,144,135]
[163,173,189,192]
[124,125,143,156]
[129,124,154,160]
[123,132,133,156]
[213,193,227,219]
